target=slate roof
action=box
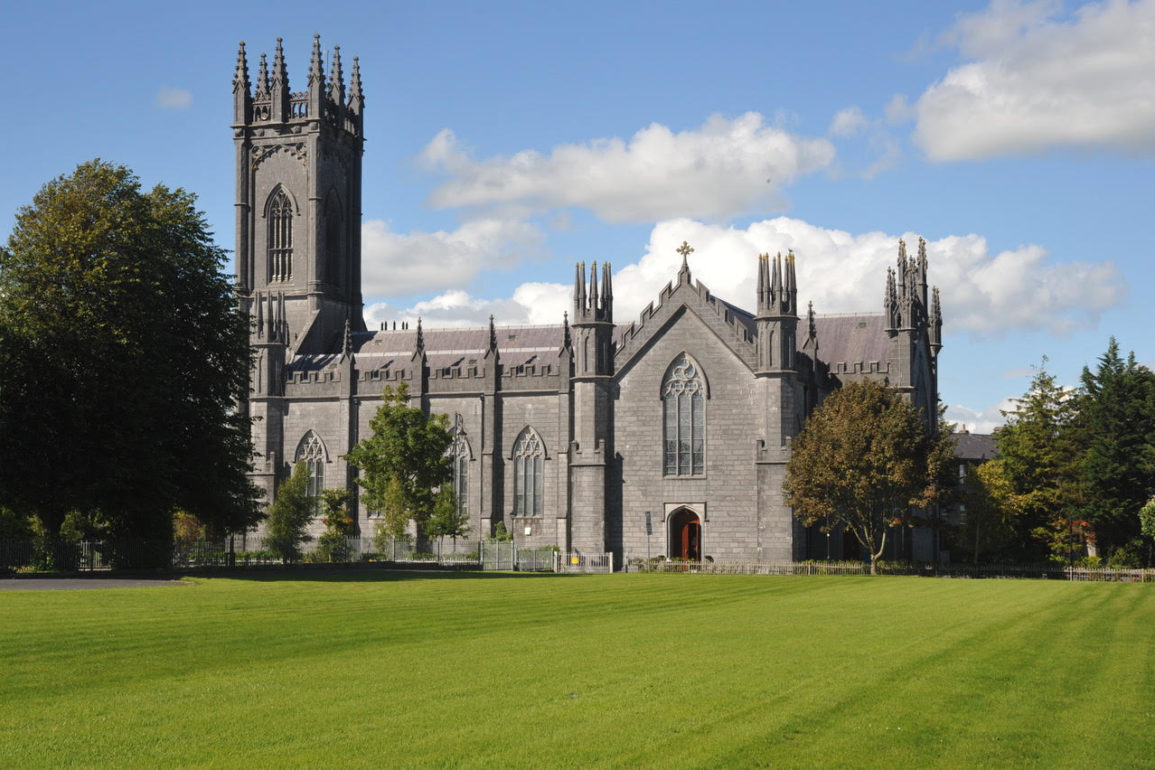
[952,431,997,461]
[808,314,891,369]
[289,324,567,373]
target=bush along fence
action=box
[3,538,1146,580]
[625,557,1155,582]
[0,537,605,574]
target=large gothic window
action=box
[268,188,293,282]
[452,435,470,518]
[513,428,545,517]
[294,431,326,507]
[663,354,705,476]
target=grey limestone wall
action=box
[614,309,767,562]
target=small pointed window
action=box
[663,355,705,476]
[268,188,293,282]
[513,428,545,517]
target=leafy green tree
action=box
[784,380,951,574]
[1075,339,1155,557]
[346,383,453,549]
[994,359,1084,561]
[316,489,354,562]
[265,462,315,563]
[0,161,261,562]
[956,459,1023,564]
[426,486,469,555]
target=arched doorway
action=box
[668,509,701,561]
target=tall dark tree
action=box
[784,380,952,574]
[993,359,1083,561]
[346,383,453,547]
[1076,338,1155,557]
[0,161,261,560]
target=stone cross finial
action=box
[676,240,694,267]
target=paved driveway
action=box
[0,577,188,590]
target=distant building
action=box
[233,38,944,563]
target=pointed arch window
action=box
[452,435,470,518]
[513,428,545,517]
[294,431,326,506]
[663,355,705,476]
[268,188,293,282]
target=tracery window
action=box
[268,188,293,282]
[294,431,326,508]
[452,436,470,518]
[663,355,705,476]
[513,428,544,517]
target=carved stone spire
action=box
[786,250,797,315]
[233,42,251,123]
[770,252,782,309]
[271,37,289,122]
[756,253,768,314]
[930,286,942,354]
[233,42,250,94]
[329,45,345,106]
[342,317,353,358]
[884,266,898,332]
[807,300,818,354]
[256,52,270,97]
[561,311,571,351]
[308,33,325,87]
[601,261,613,322]
[589,261,599,313]
[488,315,497,351]
[348,56,363,114]
[574,261,586,317]
[414,316,424,355]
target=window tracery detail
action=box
[663,355,705,476]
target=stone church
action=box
[232,38,944,564]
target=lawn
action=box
[2,572,1153,768]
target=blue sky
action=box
[3,0,1152,431]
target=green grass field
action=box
[2,572,1153,768]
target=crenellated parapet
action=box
[615,274,757,370]
[233,35,363,138]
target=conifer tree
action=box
[1076,338,1155,557]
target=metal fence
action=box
[5,538,1153,581]
[626,558,1155,581]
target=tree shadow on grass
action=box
[193,566,586,583]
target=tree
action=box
[956,459,1023,565]
[1075,339,1155,557]
[994,359,1084,561]
[346,383,453,549]
[784,380,950,574]
[265,462,315,563]
[426,486,469,555]
[0,161,262,562]
[316,489,354,563]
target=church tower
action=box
[234,36,365,504]
[570,261,614,553]
[233,36,365,356]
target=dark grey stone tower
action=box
[233,36,365,503]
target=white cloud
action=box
[154,87,192,110]
[944,398,1016,433]
[361,218,545,297]
[884,94,915,125]
[364,216,1123,338]
[419,114,835,223]
[364,282,570,330]
[829,107,869,137]
[915,0,1155,160]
